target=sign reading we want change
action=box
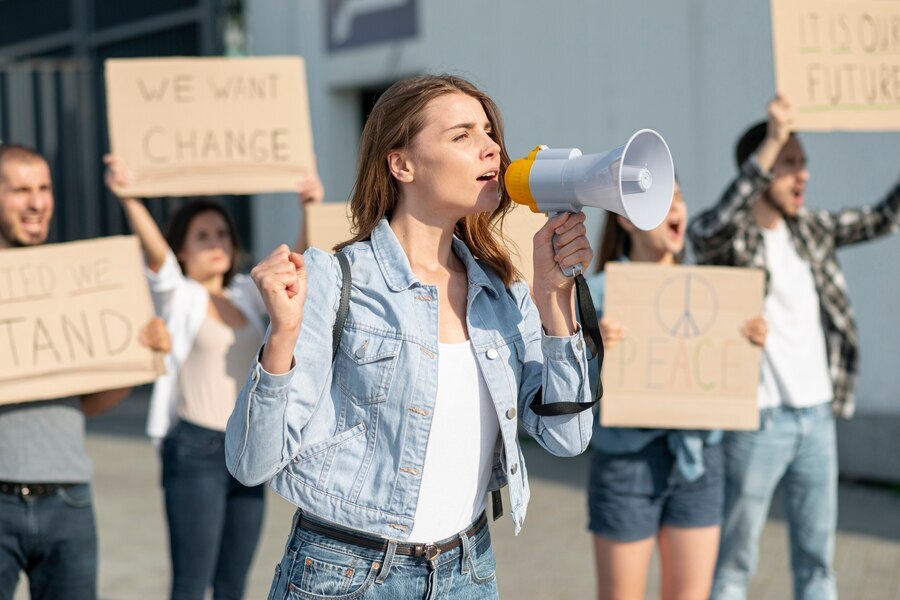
[600,264,765,431]
[105,56,315,197]
[771,0,900,131]
[0,237,164,405]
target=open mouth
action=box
[477,170,498,182]
[667,220,683,238]
[20,214,45,233]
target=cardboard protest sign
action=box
[305,203,546,283]
[0,236,165,405]
[771,0,900,131]
[105,56,315,196]
[497,206,546,285]
[600,263,764,430]
[305,202,353,253]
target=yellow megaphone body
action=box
[505,129,675,276]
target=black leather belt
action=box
[297,512,488,561]
[0,481,75,497]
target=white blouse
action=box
[145,250,266,441]
[407,341,501,543]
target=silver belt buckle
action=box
[424,543,441,561]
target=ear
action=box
[387,149,415,184]
[616,214,638,233]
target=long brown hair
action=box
[334,74,521,286]
[594,214,631,273]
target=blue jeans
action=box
[267,511,498,599]
[712,404,837,600]
[0,483,97,600]
[162,420,266,600]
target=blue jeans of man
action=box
[0,483,97,600]
[162,420,265,600]
[712,403,837,600]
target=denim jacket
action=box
[226,219,592,538]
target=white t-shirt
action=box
[407,341,500,543]
[758,220,833,409]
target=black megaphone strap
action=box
[529,273,603,416]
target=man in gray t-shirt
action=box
[0,144,168,600]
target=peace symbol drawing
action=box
[654,273,719,338]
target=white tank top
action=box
[407,341,500,543]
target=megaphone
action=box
[504,129,675,276]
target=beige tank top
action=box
[177,315,263,431]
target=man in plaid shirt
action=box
[689,97,900,600]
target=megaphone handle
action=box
[548,211,584,278]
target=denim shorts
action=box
[267,511,497,599]
[588,437,724,542]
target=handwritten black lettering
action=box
[32,317,62,365]
[207,73,281,101]
[60,312,95,360]
[99,310,131,356]
[173,74,194,103]
[0,317,24,367]
[137,78,170,102]
[69,259,110,292]
[144,127,168,164]
[140,127,292,164]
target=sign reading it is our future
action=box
[600,263,765,431]
[105,56,315,197]
[771,0,900,131]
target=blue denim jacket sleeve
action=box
[225,249,341,486]
[510,280,593,457]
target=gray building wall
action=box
[246,0,900,481]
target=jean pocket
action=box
[467,529,497,585]
[58,484,93,509]
[166,432,221,461]
[288,542,377,599]
[335,328,400,405]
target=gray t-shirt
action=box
[0,397,91,483]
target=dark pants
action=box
[0,483,97,600]
[162,420,265,600]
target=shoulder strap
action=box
[332,251,351,361]
[528,273,603,416]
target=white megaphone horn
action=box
[504,129,675,276]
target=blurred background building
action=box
[2,0,898,483]
[0,0,252,244]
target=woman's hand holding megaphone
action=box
[531,212,593,336]
[533,212,592,290]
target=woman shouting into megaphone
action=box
[225,74,596,599]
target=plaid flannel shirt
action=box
[688,158,900,418]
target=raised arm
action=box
[688,96,792,263]
[225,247,340,486]
[829,178,900,248]
[103,154,169,272]
[515,212,594,456]
[293,170,325,253]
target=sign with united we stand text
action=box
[0,236,165,405]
